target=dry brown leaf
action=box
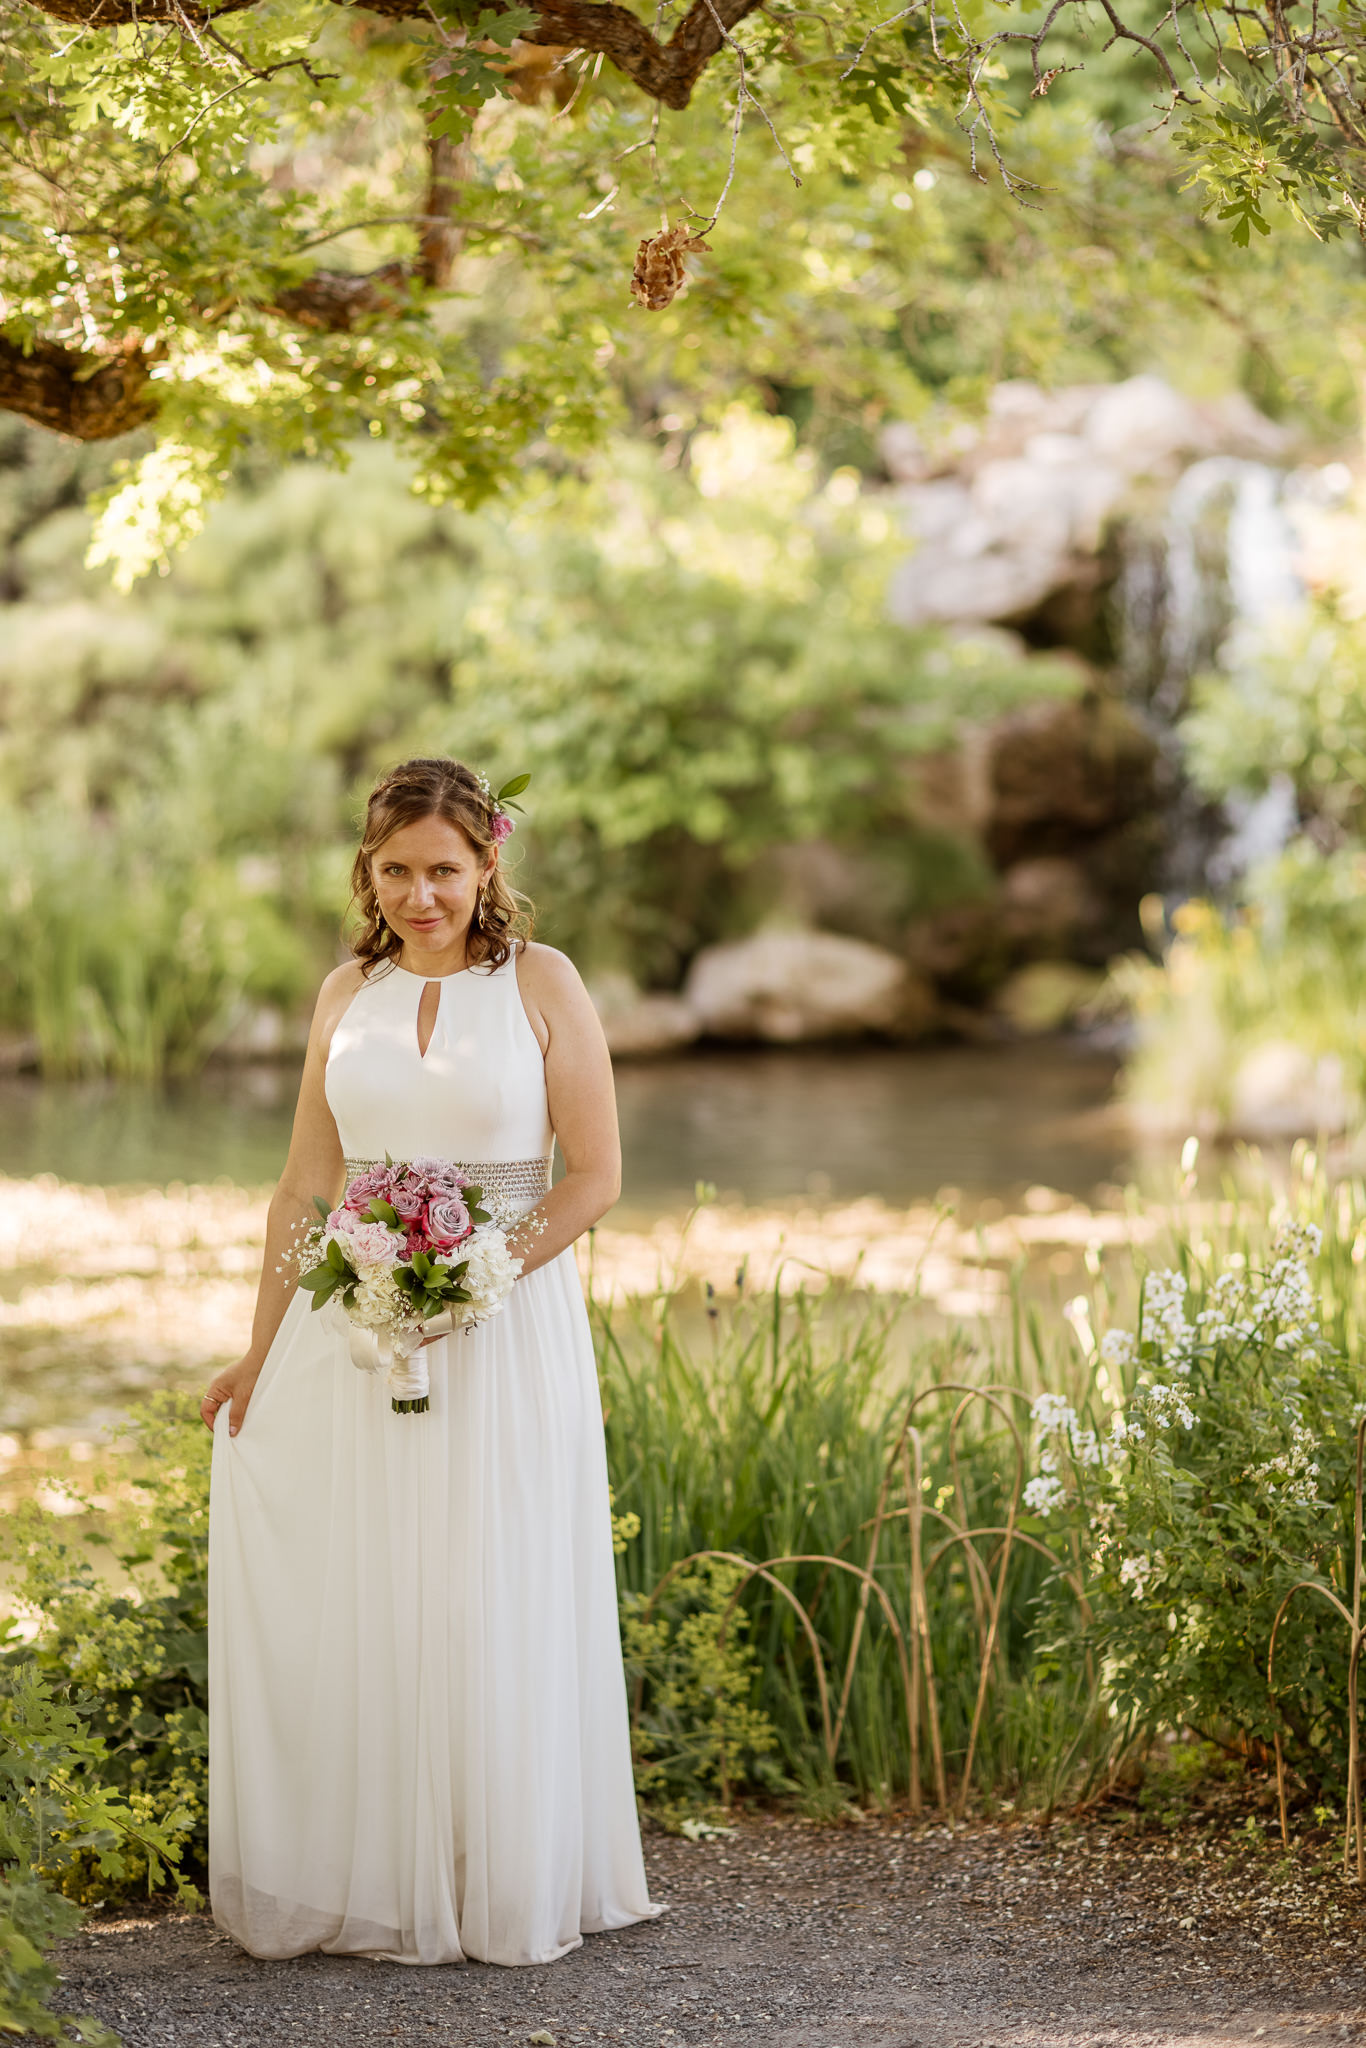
[629,223,711,311]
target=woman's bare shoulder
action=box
[311,960,369,1041]
[515,942,586,1000]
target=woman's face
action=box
[370,813,494,963]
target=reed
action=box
[596,1280,1109,1814]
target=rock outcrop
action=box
[590,973,701,1057]
[886,375,1291,638]
[683,930,937,1044]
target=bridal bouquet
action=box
[294,1158,522,1414]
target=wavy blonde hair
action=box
[349,756,533,977]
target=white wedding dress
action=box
[208,954,659,1965]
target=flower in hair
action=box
[476,770,530,844]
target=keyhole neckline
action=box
[415,978,442,1062]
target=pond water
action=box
[0,1040,1138,1221]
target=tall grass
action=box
[0,809,312,1077]
[596,1280,1107,1815]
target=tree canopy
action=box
[5,0,1366,572]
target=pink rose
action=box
[332,1216,405,1269]
[344,1166,394,1215]
[390,1184,426,1223]
[424,1194,471,1250]
[489,812,514,845]
[410,1157,462,1188]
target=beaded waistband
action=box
[343,1156,550,1211]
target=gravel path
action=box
[53,1815,1366,2048]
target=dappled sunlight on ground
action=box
[0,1171,1176,1440]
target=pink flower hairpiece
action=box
[477,771,530,844]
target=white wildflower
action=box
[1245,1421,1321,1505]
[1023,1475,1066,1515]
[1143,1382,1197,1431]
[1142,1268,1196,1371]
[1071,1427,1103,1469]
[1273,1220,1322,1262]
[1032,1393,1078,1434]
[1100,1329,1137,1370]
[1119,1551,1165,1601]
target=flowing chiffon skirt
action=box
[208,1249,658,1965]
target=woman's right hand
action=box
[200,1356,262,1438]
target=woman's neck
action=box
[397,923,474,979]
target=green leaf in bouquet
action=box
[469,1205,491,1225]
[496,773,531,808]
[367,1198,401,1228]
[463,1184,484,1206]
[313,1196,332,1223]
[326,1240,350,1274]
[300,1264,339,1295]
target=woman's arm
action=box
[200,964,362,1435]
[509,943,621,1278]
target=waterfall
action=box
[1116,456,1307,891]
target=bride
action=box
[200,755,660,1966]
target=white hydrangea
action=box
[350,1270,406,1332]
[456,1224,524,1322]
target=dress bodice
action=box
[325,954,554,1168]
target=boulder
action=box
[683,929,935,1042]
[991,961,1105,1035]
[212,1002,310,1062]
[999,857,1100,951]
[986,692,1159,861]
[589,973,701,1057]
[0,1032,37,1074]
[1227,1041,1355,1139]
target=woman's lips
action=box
[407,917,445,931]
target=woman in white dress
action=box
[200,755,659,1967]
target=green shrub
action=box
[1028,1219,1366,1797]
[2,1394,211,1894]
[0,1657,200,2044]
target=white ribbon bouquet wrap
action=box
[294,1158,524,1414]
